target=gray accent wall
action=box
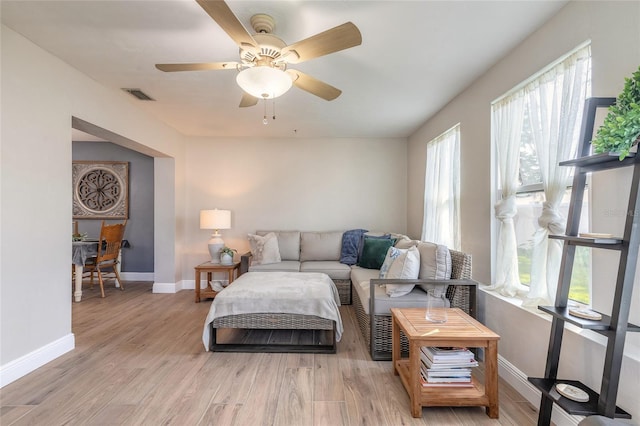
[72,141,154,272]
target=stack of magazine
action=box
[420,347,478,387]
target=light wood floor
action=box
[1,282,541,425]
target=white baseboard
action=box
[0,333,75,388]
[152,282,178,293]
[498,355,582,426]
[120,272,154,281]
[153,280,229,294]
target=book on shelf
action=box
[420,370,473,387]
[420,362,472,379]
[421,346,475,363]
[423,375,471,383]
[578,232,621,244]
[425,368,472,378]
[420,351,478,370]
[420,381,474,388]
[419,346,478,387]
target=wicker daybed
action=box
[352,248,477,360]
[210,313,337,353]
[202,272,343,354]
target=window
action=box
[515,98,591,305]
[422,124,460,250]
[491,44,592,306]
[514,188,591,305]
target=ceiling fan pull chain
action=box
[272,98,276,121]
[263,98,268,125]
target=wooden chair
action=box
[85,220,127,297]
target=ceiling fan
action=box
[155,0,362,107]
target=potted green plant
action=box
[219,246,237,265]
[592,66,640,160]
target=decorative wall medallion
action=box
[73,161,129,219]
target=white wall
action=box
[0,25,186,384]
[183,137,407,277]
[407,1,640,421]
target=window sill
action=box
[478,286,640,363]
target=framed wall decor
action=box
[73,161,129,219]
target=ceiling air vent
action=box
[122,88,155,101]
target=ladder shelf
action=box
[529,97,638,424]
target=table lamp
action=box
[200,209,231,264]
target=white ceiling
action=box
[2,0,568,139]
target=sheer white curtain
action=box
[422,125,461,250]
[522,48,591,307]
[489,93,525,296]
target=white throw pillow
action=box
[416,241,452,294]
[385,246,421,297]
[248,232,281,265]
[379,247,400,279]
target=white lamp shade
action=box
[200,209,231,230]
[236,66,293,99]
[200,209,231,263]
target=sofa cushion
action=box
[414,241,451,295]
[395,239,420,249]
[257,230,300,261]
[379,247,399,279]
[390,233,411,243]
[384,246,421,297]
[248,260,301,273]
[358,237,394,269]
[350,265,380,288]
[416,241,451,279]
[357,233,391,263]
[353,277,445,315]
[248,232,281,265]
[373,286,444,315]
[300,261,351,280]
[340,229,368,265]
[300,231,343,261]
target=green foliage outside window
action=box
[518,245,590,305]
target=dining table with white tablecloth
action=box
[72,240,99,302]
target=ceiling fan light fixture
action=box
[236,66,292,99]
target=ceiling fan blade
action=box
[155,62,239,72]
[281,22,362,64]
[239,93,259,108]
[196,0,258,52]
[287,70,341,101]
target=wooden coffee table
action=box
[391,307,500,418]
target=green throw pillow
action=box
[358,237,394,269]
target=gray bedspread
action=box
[202,272,343,351]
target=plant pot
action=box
[220,253,234,265]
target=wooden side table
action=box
[194,261,240,303]
[391,307,500,418]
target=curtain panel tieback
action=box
[494,196,517,221]
[537,203,565,235]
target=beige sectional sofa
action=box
[240,230,353,304]
[239,230,477,360]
